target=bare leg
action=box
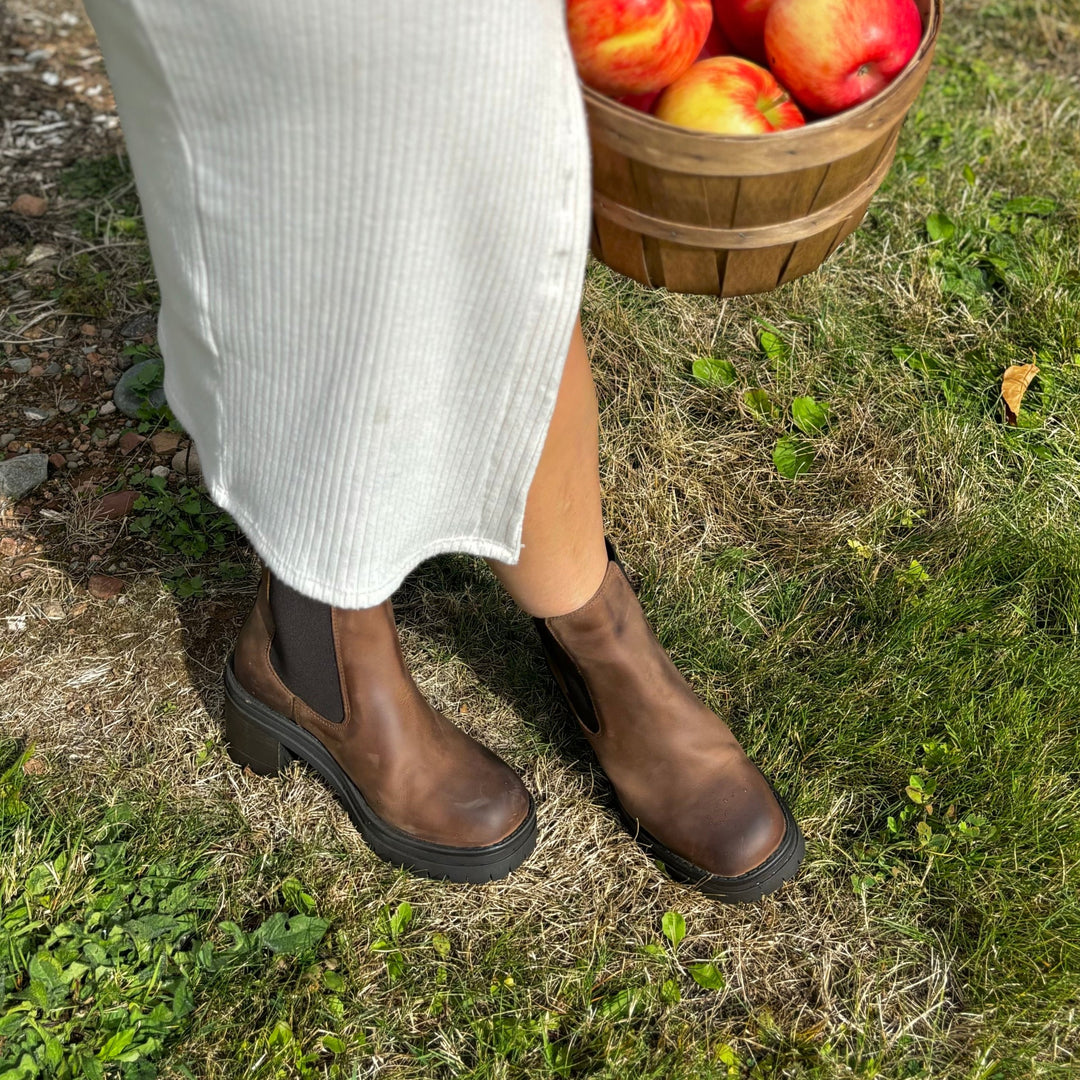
[486,316,609,618]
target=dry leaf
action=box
[1001,363,1038,424]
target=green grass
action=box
[2,0,1080,1076]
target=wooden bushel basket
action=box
[583,0,942,297]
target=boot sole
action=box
[222,658,537,884]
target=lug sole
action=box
[223,658,537,884]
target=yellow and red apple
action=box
[764,0,922,116]
[654,56,805,134]
[616,14,728,112]
[711,0,776,64]
[568,0,714,96]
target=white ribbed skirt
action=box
[83,0,591,607]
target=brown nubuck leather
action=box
[535,546,803,900]
[231,572,532,855]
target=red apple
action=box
[711,0,776,64]
[617,90,663,112]
[654,56,805,134]
[567,0,714,96]
[764,0,922,116]
[697,20,731,60]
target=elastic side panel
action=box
[268,576,346,724]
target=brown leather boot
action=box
[223,570,536,882]
[535,541,803,902]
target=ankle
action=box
[491,537,610,619]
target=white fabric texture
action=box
[83,0,592,608]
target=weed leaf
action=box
[688,962,725,990]
[758,329,787,364]
[744,388,776,419]
[597,988,638,1019]
[792,396,830,436]
[253,912,329,955]
[926,212,956,242]
[661,911,686,949]
[893,345,942,377]
[389,901,413,939]
[773,435,815,479]
[1003,196,1058,216]
[692,356,736,387]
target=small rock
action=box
[150,465,170,479]
[171,446,201,479]
[23,407,54,422]
[58,400,79,414]
[0,434,15,449]
[0,454,49,499]
[58,440,70,450]
[118,431,144,454]
[11,193,48,217]
[90,489,138,520]
[48,453,65,469]
[8,357,31,375]
[98,401,117,416]
[42,600,65,620]
[120,312,157,340]
[28,365,44,377]
[88,573,126,600]
[25,243,59,266]
[43,362,61,376]
[0,536,36,557]
[105,433,120,447]
[114,358,167,419]
[103,369,119,388]
[80,323,97,337]
[149,430,181,455]
[71,360,86,377]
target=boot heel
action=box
[224,696,292,775]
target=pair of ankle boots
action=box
[223,541,804,902]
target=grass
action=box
[2,0,1080,1076]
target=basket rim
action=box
[581,0,942,146]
